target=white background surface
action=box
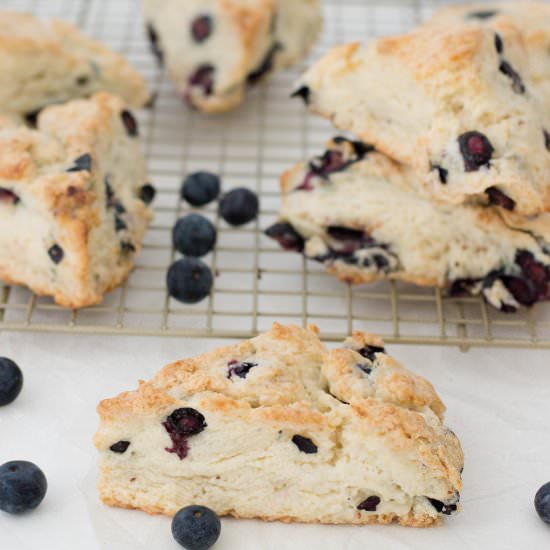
[1,331,550,549]
[1,0,550,548]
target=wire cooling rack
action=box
[1,0,549,349]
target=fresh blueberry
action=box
[167,258,213,304]
[227,360,258,379]
[173,214,217,258]
[535,482,550,524]
[291,435,318,454]
[66,153,92,173]
[458,131,494,171]
[0,187,20,205]
[181,172,221,207]
[291,86,311,105]
[171,505,221,550]
[48,244,64,264]
[0,358,23,406]
[188,65,215,96]
[139,183,156,205]
[191,15,213,43]
[0,461,47,514]
[121,110,138,137]
[265,222,305,252]
[545,130,550,152]
[219,188,259,226]
[110,441,130,454]
[357,495,380,512]
[499,61,525,94]
[486,187,515,210]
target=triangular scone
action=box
[293,23,550,216]
[0,93,154,308]
[0,11,150,119]
[95,323,463,527]
[265,138,550,312]
[426,3,550,112]
[143,0,322,113]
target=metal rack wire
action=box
[1,0,549,349]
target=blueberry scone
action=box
[0,93,155,308]
[95,323,463,526]
[266,138,550,312]
[144,0,322,113]
[0,11,150,121]
[427,3,550,112]
[293,23,550,216]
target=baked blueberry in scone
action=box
[143,0,322,113]
[94,323,463,526]
[266,138,550,313]
[0,93,153,308]
[426,3,550,113]
[0,11,150,120]
[292,23,550,216]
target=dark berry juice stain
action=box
[247,43,282,85]
[357,495,381,512]
[499,61,525,94]
[110,441,130,454]
[298,139,373,190]
[458,131,494,171]
[432,165,448,184]
[467,10,498,20]
[356,345,386,362]
[146,23,164,64]
[66,153,92,173]
[291,435,318,454]
[486,187,515,210]
[291,86,311,105]
[357,363,373,376]
[121,110,139,137]
[428,497,458,515]
[191,15,213,43]
[265,223,305,252]
[188,64,215,97]
[494,33,504,54]
[0,188,20,205]
[163,408,207,460]
[227,360,258,379]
